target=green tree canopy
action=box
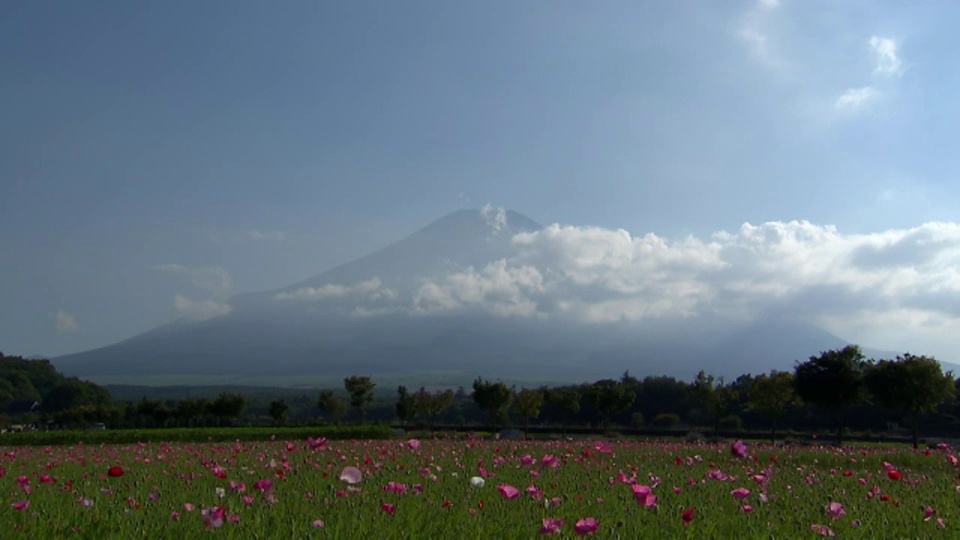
[343,376,376,421]
[794,345,867,445]
[585,379,636,429]
[317,390,347,424]
[472,378,514,427]
[865,354,956,448]
[514,388,545,430]
[748,370,801,442]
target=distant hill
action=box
[54,209,926,387]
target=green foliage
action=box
[865,354,956,447]
[41,378,113,414]
[343,375,376,420]
[585,379,635,428]
[317,390,347,423]
[409,387,454,426]
[794,345,867,444]
[472,378,514,427]
[652,412,681,428]
[514,388,544,427]
[749,370,801,441]
[268,399,289,425]
[395,386,411,422]
[208,391,245,425]
[0,424,393,446]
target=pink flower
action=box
[521,455,536,467]
[498,484,521,499]
[731,488,751,499]
[384,482,407,495]
[381,502,396,515]
[312,519,324,528]
[406,439,421,450]
[631,484,657,508]
[594,441,613,454]
[742,505,754,513]
[339,466,363,484]
[827,502,846,520]
[253,479,273,493]
[924,507,936,521]
[184,503,195,512]
[810,524,835,537]
[574,517,599,536]
[170,511,180,520]
[11,500,29,511]
[200,506,225,529]
[541,455,560,469]
[307,437,328,451]
[731,440,748,458]
[540,517,563,535]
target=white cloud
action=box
[413,260,545,317]
[835,87,877,109]
[249,229,286,241]
[735,0,781,66]
[158,264,233,295]
[758,0,779,8]
[52,309,78,333]
[869,36,902,76]
[274,277,384,301]
[395,221,960,345]
[174,294,232,321]
[480,204,507,233]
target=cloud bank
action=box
[52,309,78,333]
[174,294,232,321]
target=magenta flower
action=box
[826,502,846,520]
[810,524,835,537]
[731,440,748,458]
[381,502,396,515]
[498,484,521,499]
[200,506,225,529]
[574,517,599,536]
[339,466,363,484]
[540,517,563,535]
[11,500,29,511]
[307,437,328,451]
[681,507,695,526]
[407,439,421,450]
[731,488,751,499]
[631,484,657,508]
[924,507,936,521]
[541,455,560,468]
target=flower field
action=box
[1,436,957,538]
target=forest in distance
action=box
[2,346,957,448]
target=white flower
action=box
[470,476,485,488]
[215,487,225,499]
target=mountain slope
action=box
[53,209,920,386]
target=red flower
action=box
[107,466,124,478]
[681,507,695,526]
[887,470,902,481]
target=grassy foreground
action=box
[1,437,957,538]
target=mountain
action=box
[53,209,911,387]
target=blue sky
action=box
[3,0,960,360]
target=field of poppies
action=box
[1,435,957,538]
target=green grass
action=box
[0,438,956,538]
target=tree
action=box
[209,392,245,426]
[794,345,867,446]
[396,386,412,423]
[689,371,734,439]
[41,378,113,414]
[410,387,454,427]
[585,379,636,429]
[749,370,802,443]
[545,387,581,436]
[176,398,210,427]
[268,399,289,425]
[343,376,376,422]
[317,390,346,424]
[865,354,956,448]
[514,388,544,432]
[472,378,514,428]
[136,398,171,428]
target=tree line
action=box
[2,347,957,446]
